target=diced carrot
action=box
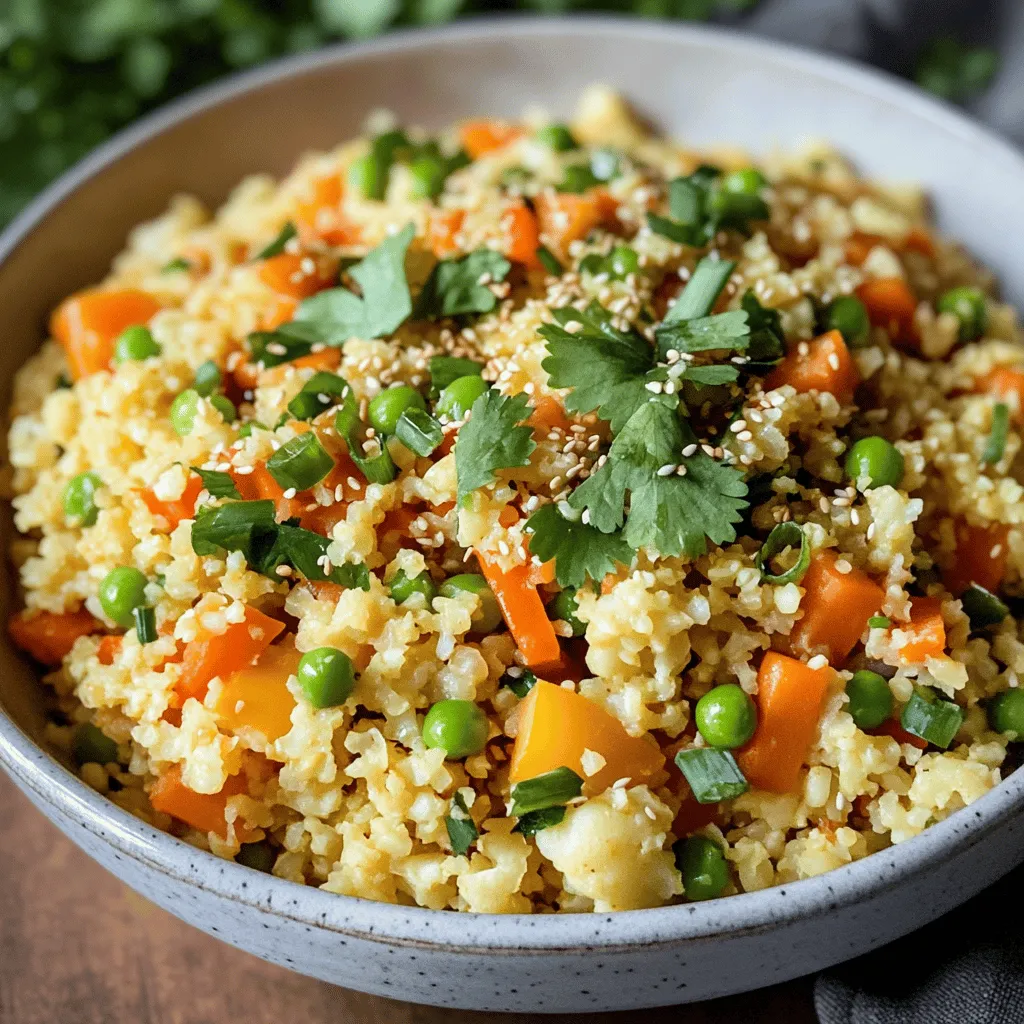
[294,174,360,246]
[175,606,285,704]
[430,210,465,258]
[460,120,524,159]
[856,277,919,349]
[789,550,885,666]
[943,520,1009,596]
[213,641,300,743]
[844,232,884,266]
[976,366,1024,423]
[502,202,541,268]
[510,680,665,795]
[257,252,332,299]
[288,348,342,374]
[149,763,255,841]
[141,473,204,532]
[96,634,123,666]
[478,555,560,669]
[51,289,162,379]
[497,506,520,529]
[527,395,571,435]
[302,580,346,602]
[903,226,935,258]
[9,609,102,666]
[869,717,928,751]
[259,296,298,331]
[764,329,859,403]
[895,597,946,664]
[436,432,457,458]
[533,189,613,258]
[528,559,556,587]
[240,462,304,522]
[738,652,833,793]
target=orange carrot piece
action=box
[903,226,935,258]
[533,189,611,257]
[478,556,560,668]
[213,642,300,743]
[844,232,884,266]
[738,652,833,793]
[790,551,884,666]
[764,329,859,402]
[943,520,1009,596]
[288,348,342,374]
[259,296,298,331]
[976,366,1024,423]
[527,395,571,435]
[856,277,919,348]
[870,717,928,750]
[175,606,285,704]
[302,580,347,602]
[895,597,946,664]
[294,174,359,246]
[8,609,102,666]
[149,763,254,841]
[430,210,465,258]
[257,252,331,299]
[502,202,541,268]
[460,120,523,159]
[510,680,665,795]
[528,559,556,587]
[141,473,204,532]
[51,289,162,379]
[96,634,123,666]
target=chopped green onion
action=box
[501,668,538,699]
[674,747,749,804]
[900,691,963,749]
[663,257,736,325]
[428,355,484,394]
[511,807,566,836]
[395,407,444,457]
[536,245,563,276]
[444,792,478,855]
[754,522,810,585]
[348,437,397,484]
[266,432,334,491]
[133,605,157,645]
[162,257,192,273]
[983,403,1010,465]
[508,767,583,817]
[254,221,297,260]
[868,615,892,629]
[287,371,349,421]
[245,331,312,369]
[961,584,1009,629]
[190,466,241,499]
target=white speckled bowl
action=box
[3,17,1024,1013]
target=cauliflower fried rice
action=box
[6,86,1024,914]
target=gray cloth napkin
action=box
[720,2,1024,1022]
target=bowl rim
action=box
[2,14,1024,953]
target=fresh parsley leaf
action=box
[445,792,478,856]
[429,355,484,394]
[254,221,296,260]
[292,223,415,344]
[190,467,241,500]
[540,303,656,434]
[525,503,633,590]
[416,248,511,318]
[536,245,563,276]
[569,403,748,558]
[656,309,750,356]
[454,390,536,504]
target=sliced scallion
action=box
[663,257,736,325]
[868,615,892,629]
[133,606,157,645]
[445,792,478,856]
[162,257,192,273]
[674,747,749,804]
[961,583,1009,629]
[348,437,397,484]
[900,691,963,749]
[395,407,444,457]
[501,668,538,698]
[536,245,563,276]
[754,522,810,585]
[511,806,566,836]
[287,371,349,421]
[508,766,583,817]
[266,432,334,491]
[983,403,1010,465]
[254,221,297,260]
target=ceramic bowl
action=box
[3,17,1024,1014]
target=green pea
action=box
[63,471,103,527]
[389,568,438,606]
[987,689,1024,739]
[236,840,276,873]
[845,436,905,490]
[675,835,730,902]
[435,374,489,421]
[73,722,119,766]
[210,394,237,424]
[535,122,578,152]
[193,360,222,397]
[422,699,489,759]
[408,156,446,200]
[824,295,871,348]
[98,566,148,628]
[297,647,356,709]
[549,588,585,637]
[721,167,766,196]
[694,683,758,749]
[170,388,200,435]
[368,385,427,435]
[440,573,503,633]
[608,245,640,279]
[113,325,160,363]
[559,163,601,194]
[937,286,987,342]
[348,151,386,200]
[846,670,893,730]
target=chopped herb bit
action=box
[674,747,749,804]
[511,806,566,836]
[501,668,538,698]
[868,615,892,629]
[900,691,963,749]
[755,522,810,585]
[415,247,512,319]
[55,373,72,390]
[655,309,750,357]
[266,432,335,491]
[961,584,1009,629]
[525,503,633,590]
[429,355,484,394]
[557,162,601,194]
[741,291,786,367]
[664,257,737,324]
[347,435,397,484]
[245,330,313,369]
[162,257,192,273]
[508,767,583,817]
[648,167,767,246]
[680,364,740,387]
[287,371,350,421]
[454,390,536,504]
[536,245,563,276]
[395,407,444,457]
[190,467,241,500]
[253,221,296,260]
[133,605,157,645]
[983,403,1010,465]
[445,792,478,855]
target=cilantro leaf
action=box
[540,303,656,433]
[293,224,415,344]
[569,403,748,558]
[525,503,633,590]
[454,390,536,504]
[190,467,241,500]
[680,365,740,386]
[741,291,785,367]
[445,792,478,856]
[656,309,749,356]
[416,248,511,318]
[429,355,484,394]
[244,329,313,369]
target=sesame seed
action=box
[682,444,698,457]
[645,381,663,394]
[657,464,677,477]
[807,654,829,670]
[275,565,292,577]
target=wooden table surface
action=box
[0,771,816,1024]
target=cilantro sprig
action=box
[416,248,512,319]
[454,390,536,504]
[525,504,632,590]
[648,166,768,246]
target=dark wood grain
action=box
[0,771,815,1024]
